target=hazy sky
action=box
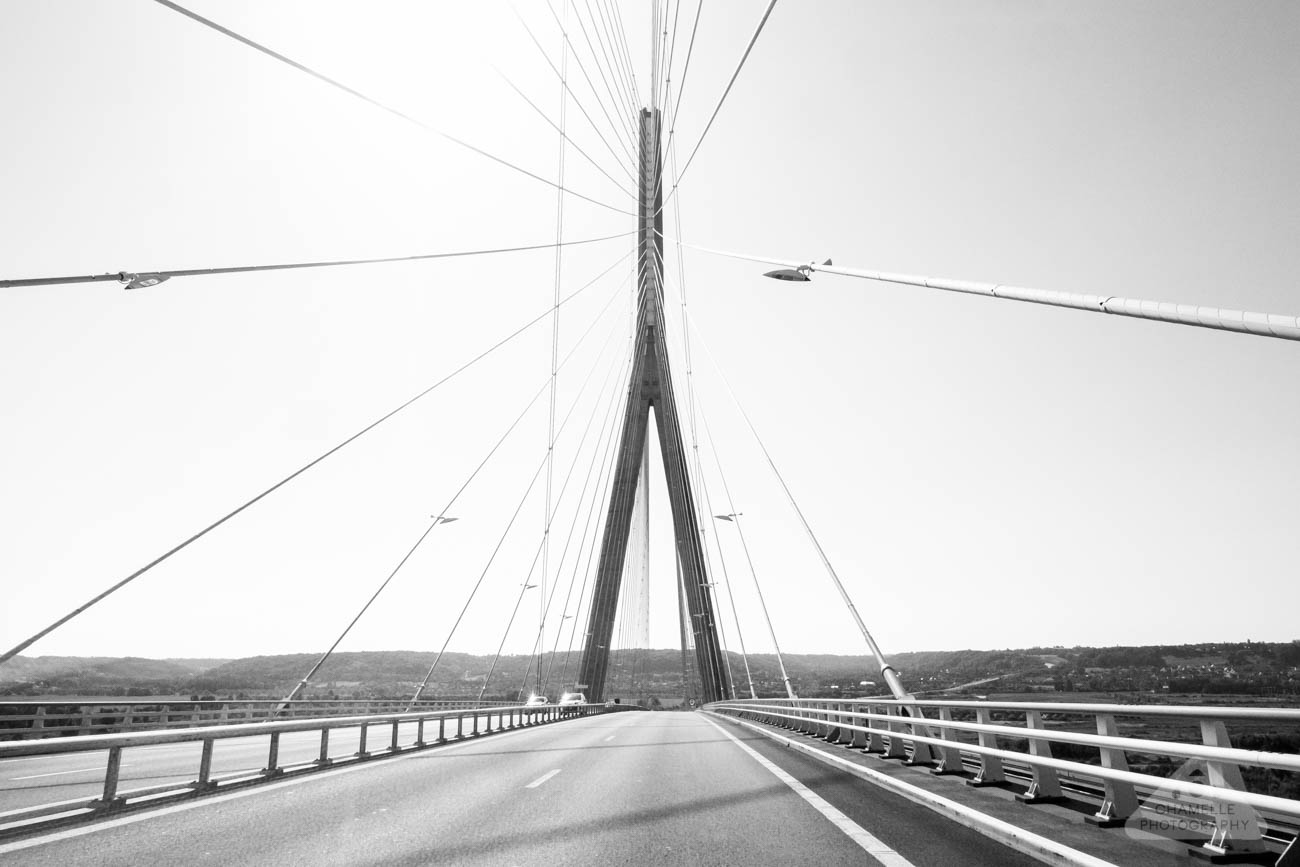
[2,1,1298,666]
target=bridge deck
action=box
[1,712,1059,866]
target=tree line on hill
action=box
[1,641,1296,699]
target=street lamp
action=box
[122,272,170,290]
[430,515,459,524]
[713,513,743,522]
[761,259,830,283]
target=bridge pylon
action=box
[576,108,731,703]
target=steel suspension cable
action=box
[658,0,779,216]
[282,256,631,705]
[552,339,636,691]
[654,0,676,114]
[513,5,639,181]
[0,231,634,290]
[532,334,636,693]
[647,1,703,208]
[694,398,795,699]
[151,0,634,218]
[590,0,639,119]
[692,438,756,698]
[687,311,911,701]
[573,0,639,132]
[592,0,642,123]
[656,0,684,124]
[660,135,743,698]
[556,0,640,152]
[476,310,627,704]
[494,70,635,199]
[424,322,621,708]
[407,260,634,707]
[540,6,572,699]
[0,246,635,669]
[518,338,634,700]
[540,321,638,691]
[604,0,643,108]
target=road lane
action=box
[2,712,1043,865]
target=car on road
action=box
[558,692,587,706]
[524,694,549,706]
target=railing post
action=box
[316,728,332,765]
[263,732,283,777]
[1085,713,1139,826]
[416,718,426,747]
[1196,719,1266,858]
[862,704,886,753]
[195,738,216,789]
[902,706,933,767]
[455,714,465,740]
[1015,710,1063,803]
[27,705,47,739]
[438,716,447,744]
[848,703,868,749]
[357,723,370,758]
[121,706,134,733]
[472,711,480,737]
[96,746,125,808]
[390,720,400,752]
[930,707,967,776]
[822,702,842,743]
[883,706,908,758]
[966,707,1006,787]
[79,707,92,736]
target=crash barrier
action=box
[0,702,608,835]
[0,698,513,740]
[708,697,1300,863]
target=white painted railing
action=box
[0,698,513,740]
[0,703,609,835]
[707,697,1300,862]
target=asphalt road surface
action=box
[1,712,1043,865]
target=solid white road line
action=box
[710,713,1120,867]
[703,716,917,867]
[525,769,562,789]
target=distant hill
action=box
[2,641,1295,699]
[0,656,231,696]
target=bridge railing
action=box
[0,702,609,835]
[708,697,1300,861]
[0,698,514,740]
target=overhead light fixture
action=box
[430,515,459,524]
[762,267,810,282]
[761,259,831,283]
[122,273,171,290]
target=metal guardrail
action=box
[0,702,609,835]
[0,699,512,740]
[707,697,1300,863]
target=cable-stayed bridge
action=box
[2,2,1299,864]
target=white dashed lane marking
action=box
[525,769,562,789]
